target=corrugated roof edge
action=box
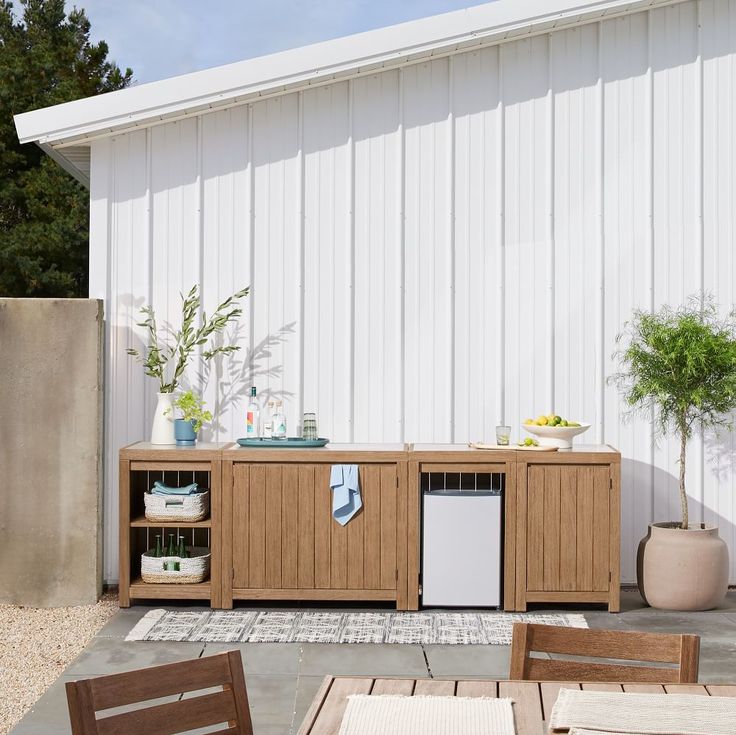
[14,0,684,183]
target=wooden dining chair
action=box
[65,650,253,735]
[509,623,700,683]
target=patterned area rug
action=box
[126,610,588,645]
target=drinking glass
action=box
[495,425,511,446]
[302,413,318,440]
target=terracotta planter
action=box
[637,522,729,611]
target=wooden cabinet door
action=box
[232,463,398,592]
[525,464,611,593]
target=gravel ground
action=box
[0,592,118,734]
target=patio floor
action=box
[11,590,736,735]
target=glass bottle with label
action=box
[272,400,287,439]
[154,534,163,558]
[177,535,189,559]
[246,386,259,438]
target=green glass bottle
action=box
[177,535,189,559]
[166,533,176,557]
[154,534,163,558]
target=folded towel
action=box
[330,465,362,525]
[549,688,736,735]
[151,481,199,496]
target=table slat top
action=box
[297,677,734,735]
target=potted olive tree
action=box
[127,284,248,444]
[611,296,736,610]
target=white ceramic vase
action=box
[150,392,176,445]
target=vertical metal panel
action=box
[701,0,736,578]
[403,59,452,443]
[352,71,403,442]
[451,47,501,442]
[91,0,736,584]
[601,10,654,585]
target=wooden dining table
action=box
[296,676,736,734]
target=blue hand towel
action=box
[151,481,199,496]
[330,464,362,525]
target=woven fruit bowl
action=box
[141,546,210,584]
[144,490,209,523]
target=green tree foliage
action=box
[611,296,736,529]
[0,0,132,296]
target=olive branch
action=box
[127,284,249,393]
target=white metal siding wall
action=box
[91,0,736,584]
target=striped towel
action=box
[550,688,736,735]
[338,694,515,735]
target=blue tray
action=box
[236,437,329,448]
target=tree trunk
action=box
[679,428,689,530]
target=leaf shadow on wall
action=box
[195,320,297,439]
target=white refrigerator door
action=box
[422,493,502,607]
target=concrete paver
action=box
[11,591,736,735]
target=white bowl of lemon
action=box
[522,414,590,448]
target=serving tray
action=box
[237,437,329,448]
[469,442,558,452]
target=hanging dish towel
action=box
[330,464,362,525]
[151,481,199,496]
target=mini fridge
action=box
[421,476,503,607]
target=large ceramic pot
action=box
[637,522,729,611]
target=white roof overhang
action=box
[14,0,686,185]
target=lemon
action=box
[523,418,534,425]
[524,437,534,446]
[560,419,568,426]
[536,415,548,426]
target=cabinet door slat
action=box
[363,465,382,589]
[543,466,561,591]
[297,465,316,589]
[248,465,266,588]
[527,466,545,591]
[380,465,398,590]
[592,466,611,591]
[265,465,283,588]
[233,465,250,588]
[559,466,578,591]
[313,465,332,588]
[576,467,594,591]
[281,465,299,588]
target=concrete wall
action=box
[0,299,103,606]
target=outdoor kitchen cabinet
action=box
[221,444,410,609]
[514,446,621,612]
[118,443,228,608]
[407,444,621,613]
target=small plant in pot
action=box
[611,295,736,610]
[168,390,213,446]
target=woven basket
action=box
[144,490,209,522]
[141,546,210,584]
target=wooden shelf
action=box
[130,515,211,528]
[129,577,211,599]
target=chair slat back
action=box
[66,650,253,735]
[509,623,700,684]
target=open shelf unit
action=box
[119,443,228,607]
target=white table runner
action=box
[550,688,736,735]
[338,694,516,735]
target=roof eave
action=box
[15,0,685,150]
